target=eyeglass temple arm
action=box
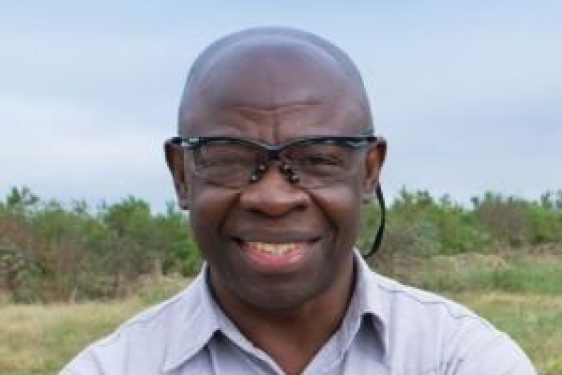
[363,184,386,259]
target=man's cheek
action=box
[190,184,239,217]
[188,189,229,245]
[310,186,362,228]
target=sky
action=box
[1,0,561,211]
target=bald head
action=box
[178,27,373,137]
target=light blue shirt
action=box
[61,253,536,374]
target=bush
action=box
[0,188,201,302]
[3,186,562,302]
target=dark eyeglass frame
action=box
[168,134,380,186]
[165,134,386,259]
[168,134,379,157]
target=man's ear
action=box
[164,140,190,210]
[362,138,387,203]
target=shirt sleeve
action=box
[59,337,121,375]
[59,349,103,375]
[443,331,537,375]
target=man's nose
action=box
[238,164,308,217]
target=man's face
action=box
[168,43,384,311]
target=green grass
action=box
[417,252,562,295]
[452,292,562,375]
[0,300,145,375]
[0,277,186,375]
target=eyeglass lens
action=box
[189,139,362,188]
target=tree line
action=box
[1,186,562,303]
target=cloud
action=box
[0,0,560,209]
[0,93,175,209]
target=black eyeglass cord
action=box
[362,184,386,259]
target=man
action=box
[61,27,536,374]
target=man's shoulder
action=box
[103,278,202,342]
[371,270,504,343]
[60,277,205,375]
[367,271,536,373]
[356,255,499,342]
[371,270,489,325]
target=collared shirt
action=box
[60,253,536,375]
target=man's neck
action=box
[210,260,357,375]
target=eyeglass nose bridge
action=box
[248,149,300,185]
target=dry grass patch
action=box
[0,300,145,375]
[452,291,562,375]
[0,276,188,375]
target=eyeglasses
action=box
[167,135,380,189]
[167,133,387,259]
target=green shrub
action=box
[3,186,562,302]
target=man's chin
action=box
[235,280,327,312]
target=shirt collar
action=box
[344,250,389,353]
[162,251,388,372]
[162,266,221,372]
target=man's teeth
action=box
[249,242,300,255]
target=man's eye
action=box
[196,145,255,169]
[199,156,253,168]
[298,154,342,166]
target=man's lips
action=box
[232,236,319,245]
[245,241,304,255]
[232,237,320,271]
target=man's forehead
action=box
[178,28,372,135]
[186,40,351,108]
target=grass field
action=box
[453,292,562,374]
[1,253,562,375]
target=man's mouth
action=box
[233,238,319,271]
[247,241,302,255]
